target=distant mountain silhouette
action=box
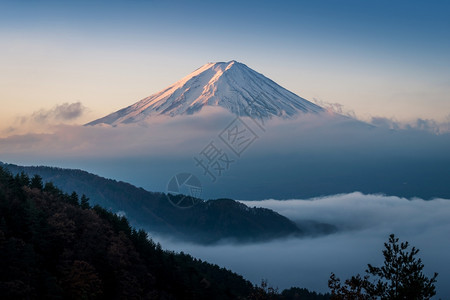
[0,164,331,299]
[0,162,336,244]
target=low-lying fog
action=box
[1,108,449,200]
[151,193,450,298]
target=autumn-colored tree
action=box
[62,260,102,299]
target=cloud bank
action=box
[153,193,450,298]
[0,107,449,200]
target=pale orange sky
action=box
[1,1,449,136]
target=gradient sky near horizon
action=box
[1,0,450,133]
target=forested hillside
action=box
[1,162,309,244]
[0,166,330,299]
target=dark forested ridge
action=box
[0,166,330,299]
[0,162,316,244]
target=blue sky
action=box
[1,0,449,132]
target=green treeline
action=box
[0,166,329,299]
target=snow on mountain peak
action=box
[87,60,324,126]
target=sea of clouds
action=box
[153,192,450,297]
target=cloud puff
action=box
[153,193,450,298]
[312,98,450,134]
[2,102,88,137]
[312,98,357,119]
[369,116,450,134]
[370,116,402,130]
[29,102,87,123]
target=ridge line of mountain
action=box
[86,60,325,126]
[0,161,337,244]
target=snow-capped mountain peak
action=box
[87,61,324,126]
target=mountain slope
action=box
[0,165,331,299]
[0,162,308,244]
[87,61,324,126]
[0,165,255,299]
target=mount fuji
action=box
[87,60,324,126]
